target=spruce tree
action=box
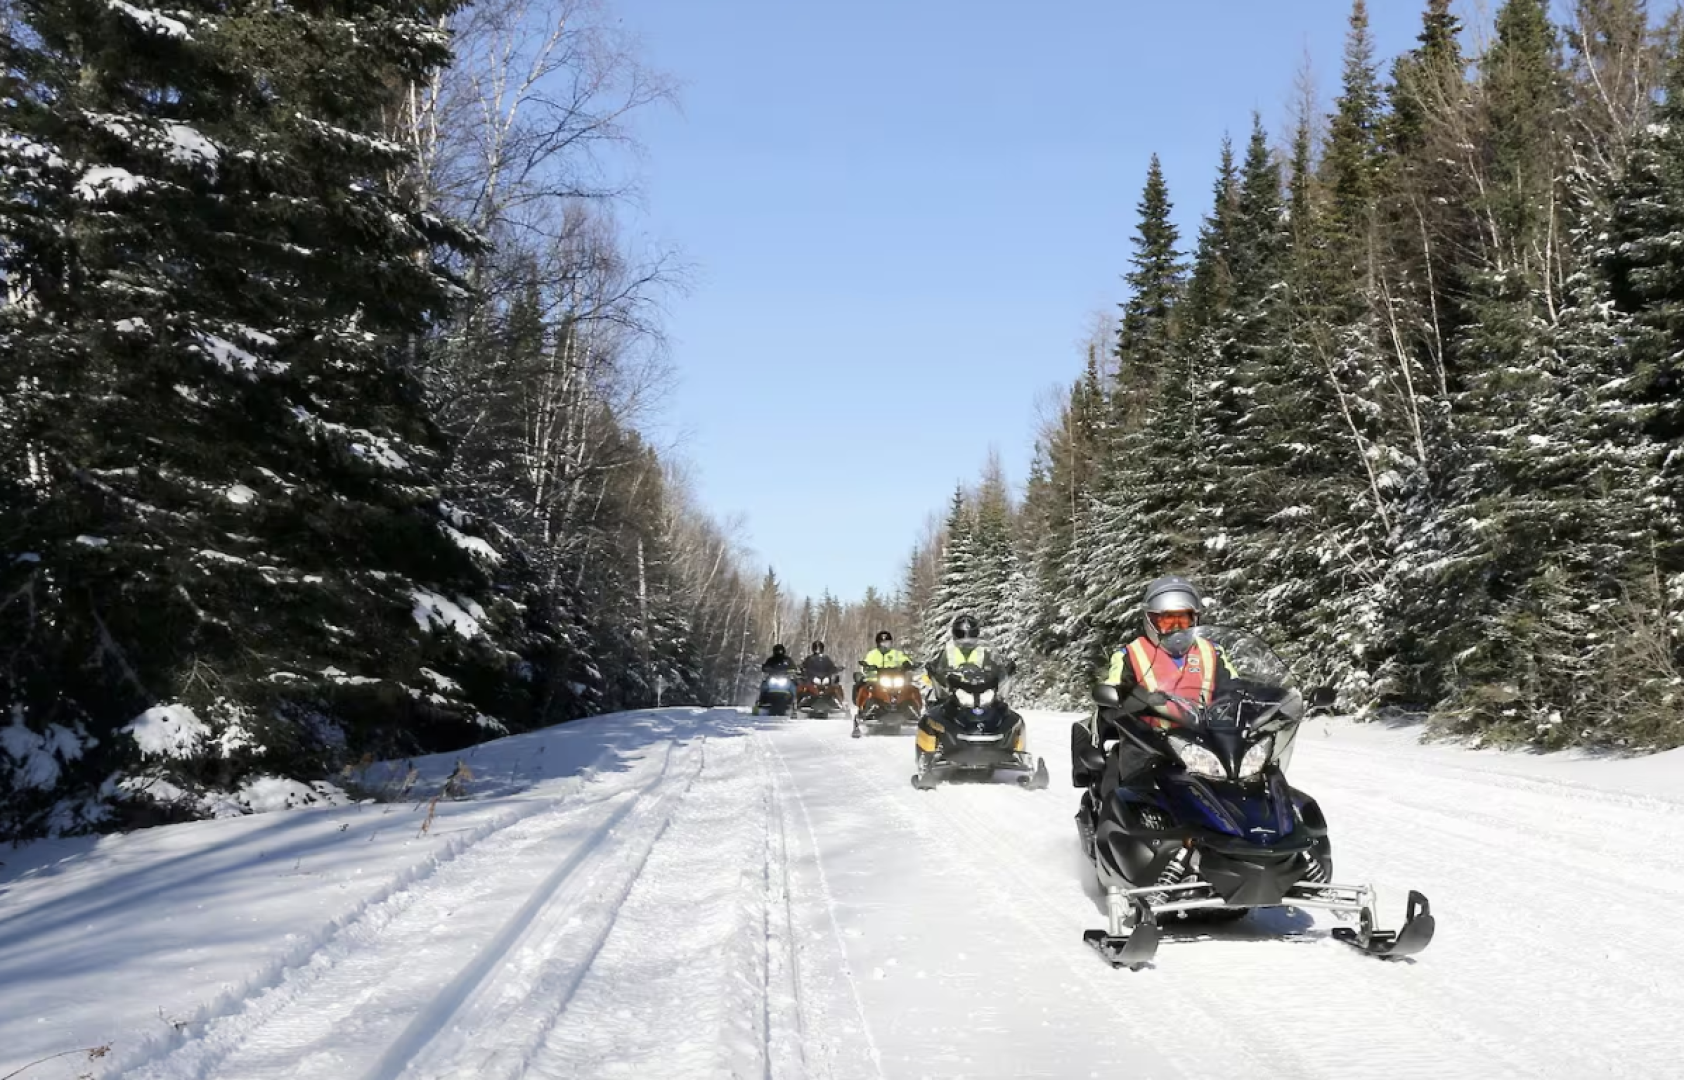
[1115,154,1186,396]
[1324,0,1386,241]
[0,0,535,836]
[1183,137,1240,336]
[1599,35,1684,737]
[1479,0,1569,273]
[1386,0,1466,163]
[925,490,976,653]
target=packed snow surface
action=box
[3,709,1683,1079]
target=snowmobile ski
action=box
[1331,889,1435,960]
[1082,923,1160,970]
[1083,892,1159,969]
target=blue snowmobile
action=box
[1074,627,1436,970]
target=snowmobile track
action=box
[373,735,709,1080]
[515,720,875,1080]
[16,709,1684,1079]
[124,727,708,1080]
[101,713,712,1079]
[785,722,1188,1077]
[762,732,886,1080]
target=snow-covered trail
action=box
[793,714,1684,1079]
[3,707,1683,1079]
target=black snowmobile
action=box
[1074,627,1435,970]
[912,662,1049,790]
[751,670,798,717]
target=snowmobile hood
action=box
[1154,771,1297,842]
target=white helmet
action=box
[1143,575,1204,646]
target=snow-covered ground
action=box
[3,706,1682,1079]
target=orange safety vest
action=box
[1124,637,1218,727]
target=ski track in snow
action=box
[76,716,699,1080]
[5,708,1684,1079]
[112,708,872,1080]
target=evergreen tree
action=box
[1183,137,1240,335]
[0,0,539,836]
[1115,154,1186,397]
[925,489,976,653]
[1323,0,1386,242]
[1478,0,1569,276]
[1386,0,1466,164]
[971,457,1016,629]
[1600,35,1684,730]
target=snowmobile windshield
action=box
[948,663,1002,693]
[1192,626,1294,687]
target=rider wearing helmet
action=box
[860,630,911,674]
[1072,576,1235,788]
[854,630,913,736]
[800,640,841,682]
[762,643,798,676]
[924,613,1016,696]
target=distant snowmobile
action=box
[912,663,1049,790]
[1074,627,1435,970]
[798,674,848,718]
[751,672,798,717]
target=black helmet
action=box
[951,614,979,649]
[772,643,788,659]
[875,630,893,648]
[1142,575,1204,646]
[811,641,825,654]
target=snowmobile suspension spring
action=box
[1154,848,1189,890]
[1302,853,1330,884]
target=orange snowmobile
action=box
[852,663,924,736]
[798,674,848,718]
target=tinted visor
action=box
[1149,609,1198,636]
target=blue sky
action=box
[622,1,1428,602]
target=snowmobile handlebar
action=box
[945,664,1006,693]
[1094,681,1303,735]
[1092,682,1163,712]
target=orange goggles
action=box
[1149,609,1198,635]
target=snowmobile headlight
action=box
[957,688,995,708]
[885,675,905,688]
[768,677,790,688]
[1238,738,1274,780]
[1170,736,1226,780]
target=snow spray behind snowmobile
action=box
[1074,627,1435,970]
[853,663,922,734]
[752,672,798,717]
[798,674,848,718]
[913,663,1049,790]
